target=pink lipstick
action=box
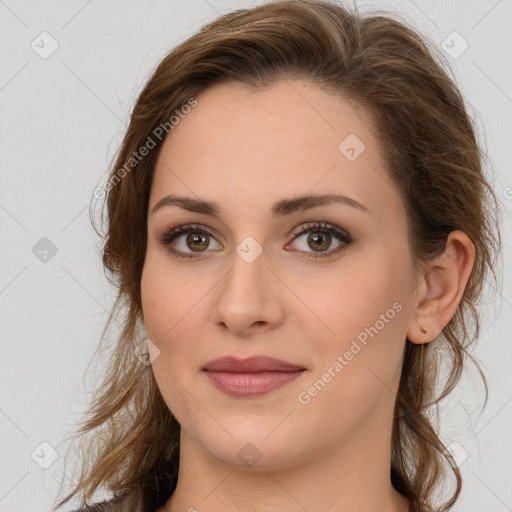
[202,355,306,397]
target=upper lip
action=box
[202,356,305,373]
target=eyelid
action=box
[289,221,351,240]
[156,223,223,248]
[157,221,353,260]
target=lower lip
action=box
[204,370,305,397]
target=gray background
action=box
[1,0,511,510]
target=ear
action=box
[407,230,476,345]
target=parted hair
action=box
[54,1,502,511]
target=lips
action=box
[202,356,306,397]
[202,355,305,373]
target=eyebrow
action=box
[151,193,370,218]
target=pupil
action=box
[309,232,330,251]
[188,233,208,251]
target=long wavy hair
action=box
[53,1,502,511]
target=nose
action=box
[211,246,284,338]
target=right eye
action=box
[157,223,222,259]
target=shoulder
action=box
[70,497,121,512]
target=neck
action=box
[159,412,411,512]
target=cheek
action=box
[299,257,408,388]
[142,275,191,351]
[293,276,406,441]
[292,258,399,342]
[141,254,219,375]
[141,251,190,338]
[141,264,204,422]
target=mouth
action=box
[202,355,305,373]
[202,355,306,397]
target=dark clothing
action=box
[70,498,121,512]
[70,460,178,511]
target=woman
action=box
[53,1,502,511]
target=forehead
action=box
[151,79,404,224]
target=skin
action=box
[141,79,475,512]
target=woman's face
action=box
[141,79,420,470]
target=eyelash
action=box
[157,221,353,261]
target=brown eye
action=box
[306,231,332,252]
[185,233,210,252]
[157,224,222,259]
[288,221,352,259]
[158,221,352,261]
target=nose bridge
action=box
[212,238,282,333]
[222,239,269,305]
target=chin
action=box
[197,425,306,472]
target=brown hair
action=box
[53,1,502,511]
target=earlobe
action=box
[407,230,475,345]
[408,324,432,345]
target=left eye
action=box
[157,222,352,260]
[288,222,352,259]
[158,224,222,259]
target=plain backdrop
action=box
[1,1,511,511]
